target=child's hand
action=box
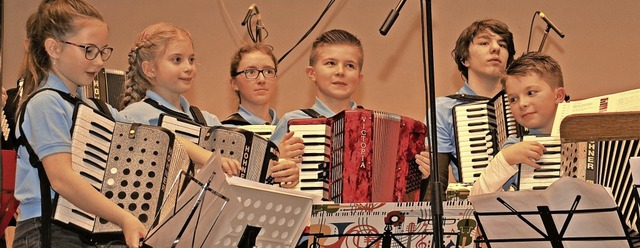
[221,157,241,176]
[270,159,300,188]
[415,149,431,179]
[278,131,305,163]
[502,141,544,169]
[121,214,146,248]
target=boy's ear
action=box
[229,78,239,91]
[141,61,156,81]
[305,66,316,81]
[554,87,567,103]
[44,38,61,60]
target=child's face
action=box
[52,19,108,90]
[505,73,565,133]
[149,39,196,96]
[464,29,509,80]
[306,44,363,102]
[231,51,277,106]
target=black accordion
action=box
[158,114,278,183]
[453,91,526,183]
[53,104,190,237]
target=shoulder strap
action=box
[143,98,192,121]
[189,105,207,126]
[221,113,251,126]
[16,88,80,248]
[301,108,325,118]
[446,94,491,102]
[88,98,114,120]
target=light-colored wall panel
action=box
[3,0,639,122]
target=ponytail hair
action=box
[20,0,103,107]
[120,22,192,109]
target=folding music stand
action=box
[470,178,632,248]
[143,155,318,248]
[143,155,241,247]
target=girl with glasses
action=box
[14,0,146,246]
[223,43,280,126]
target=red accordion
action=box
[288,109,427,203]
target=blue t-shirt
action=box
[434,83,479,181]
[120,89,221,126]
[270,97,358,145]
[14,72,130,221]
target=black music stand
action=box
[143,155,317,247]
[143,155,240,247]
[471,178,633,248]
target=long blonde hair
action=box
[120,22,192,109]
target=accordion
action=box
[53,104,190,237]
[83,68,126,110]
[453,91,525,184]
[560,112,640,230]
[288,108,427,203]
[158,114,278,183]
[517,135,562,191]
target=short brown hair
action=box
[309,29,364,70]
[502,52,564,89]
[452,19,516,79]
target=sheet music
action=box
[470,177,629,248]
[551,88,640,137]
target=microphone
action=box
[379,0,406,36]
[241,3,256,26]
[538,12,565,38]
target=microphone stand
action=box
[537,25,552,52]
[421,1,444,247]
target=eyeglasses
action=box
[59,40,114,61]
[233,68,277,79]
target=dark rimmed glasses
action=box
[233,68,277,79]
[59,40,113,61]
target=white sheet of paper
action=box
[470,177,628,248]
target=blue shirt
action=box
[434,83,478,181]
[14,72,129,221]
[270,97,358,145]
[120,90,221,126]
[226,104,279,126]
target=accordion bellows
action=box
[53,104,189,238]
[288,109,427,203]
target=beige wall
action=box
[3,0,639,122]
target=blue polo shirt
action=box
[120,89,221,126]
[227,104,279,126]
[270,97,358,145]
[434,83,478,181]
[14,72,129,221]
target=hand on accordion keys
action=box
[269,158,300,188]
[278,131,305,163]
[501,141,544,169]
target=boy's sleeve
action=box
[469,152,518,196]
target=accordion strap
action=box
[301,108,325,118]
[143,98,207,126]
[88,98,114,120]
[446,94,491,102]
[16,88,82,248]
[221,113,251,126]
